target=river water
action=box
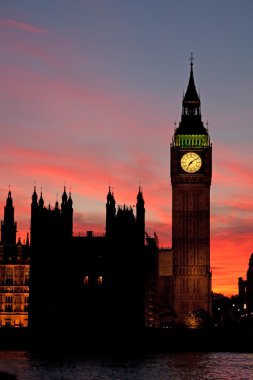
[0,350,253,380]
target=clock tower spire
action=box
[171,56,212,320]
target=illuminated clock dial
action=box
[181,152,202,173]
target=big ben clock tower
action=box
[171,56,212,319]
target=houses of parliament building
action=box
[0,61,214,333]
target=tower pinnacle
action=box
[173,56,209,142]
[1,189,17,244]
[183,54,200,113]
[189,52,194,68]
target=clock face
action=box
[181,152,202,173]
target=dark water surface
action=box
[0,350,253,380]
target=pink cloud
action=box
[0,18,50,35]
[2,39,57,67]
[1,139,251,299]
[1,138,252,299]
[0,140,172,247]
[0,65,166,149]
[0,66,133,133]
[0,64,252,298]
[1,144,251,298]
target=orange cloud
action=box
[211,230,253,296]
[0,60,252,299]
[1,138,252,299]
[1,137,252,298]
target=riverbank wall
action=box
[0,326,252,354]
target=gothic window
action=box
[98,276,103,285]
[0,295,3,312]
[5,296,13,311]
[84,275,89,285]
[5,296,12,311]
[5,296,12,303]
[6,269,13,285]
[24,295,29,308]
[5,319,11,326]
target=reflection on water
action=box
[0,350,253,380]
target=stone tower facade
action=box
[171,59,212,319]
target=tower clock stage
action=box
[170,58,212,319]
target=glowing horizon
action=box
[1,2,253,297]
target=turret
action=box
[247,253,253,282]
[245,253,253,313]
[26,232,30,246]
[32,186,38,206]
[55,200,59,211]
[66,191,73,237]
[136,186,145,245]
[30,187,38,247]
[106,186,116,237]
[61,186,68,209]
[61,187,73,239]
[67,191,73,206]
[38,191,44,209]
[1,190,17,245]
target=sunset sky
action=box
[0,1,253,296]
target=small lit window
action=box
[98,276,103,285]
[25,271,29,285]
[84,276,89,285]
[244,303,247,310]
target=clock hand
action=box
[187,158,197,167]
